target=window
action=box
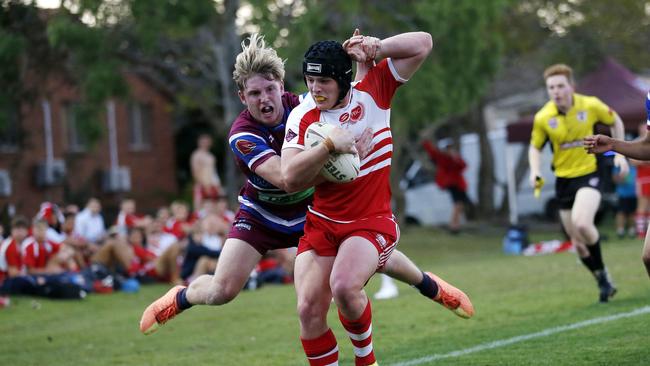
[0,105,20,152]
[64,103,87,152]
[128,102,152,151]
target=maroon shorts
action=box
[227,210,302,255]
[194,184,223,202]
[297,214,400,269]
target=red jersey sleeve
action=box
[355,59,403,109]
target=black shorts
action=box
[448,186,469,204]
[555,172,601,210]
[616,197,637,214]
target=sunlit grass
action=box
[1,223,648,365]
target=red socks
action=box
[339,299,376,366]
[301,328,339,366]
[301,299,376,366]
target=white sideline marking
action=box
[389,306,650,366]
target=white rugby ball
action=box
[304,122,360,183]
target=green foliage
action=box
[0,2,34,130]
[248,0,509,134]
[504,0,650,76]
[1,0,219,145]
[0,29,25,129]
[1,225,649,365]
[45,15,127,145]
[248,0,416,91]
[74,103,105,142]
[129,0,216,50]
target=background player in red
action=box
[421,137,470,233]
[281,32,473,366]
[585,91,650,279]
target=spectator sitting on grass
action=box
[0,216,29,293]
[23,219,78,275]
[180,213,228,282]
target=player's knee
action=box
[573,220,593,237]
[330,278,360,305]
[296,295,327,324]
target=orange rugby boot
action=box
[426,272,474,319]
[139,285,186,335]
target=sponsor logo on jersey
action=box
[285,128,297,142]
[548,117,558,129]
[589,176,600,187]
[339,112,350,123]
[375,233,387,249]
[577,111,587,122]
[234,220,252,231]
[350,103,364,122]
[236,140,256,155]
[559,140,583,150]
[306,63,322,73]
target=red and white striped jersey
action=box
[283,58,406,222]
[21,237,61,271]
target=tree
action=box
[1,0,247,200]
[247,0,510,220]
[503,0,650,74]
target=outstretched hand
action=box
[584,134,614,154]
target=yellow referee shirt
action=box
[530,93,616,178]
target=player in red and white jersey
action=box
[282,33,474,366]
[22,219,75,274]
[115,198,148,235]
[0,216,29,287]
[163,201,194,240]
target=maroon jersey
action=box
[228,92,314,234]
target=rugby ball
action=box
[304,122,360,183]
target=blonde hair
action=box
[543,63,574,85]
[233,33,285,91]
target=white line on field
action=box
[389,305,650,366]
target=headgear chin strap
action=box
[302,40,353,106]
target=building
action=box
[0,71,178,219]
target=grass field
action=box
[2,223,649,365]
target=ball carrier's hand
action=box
[343,29,381,63]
